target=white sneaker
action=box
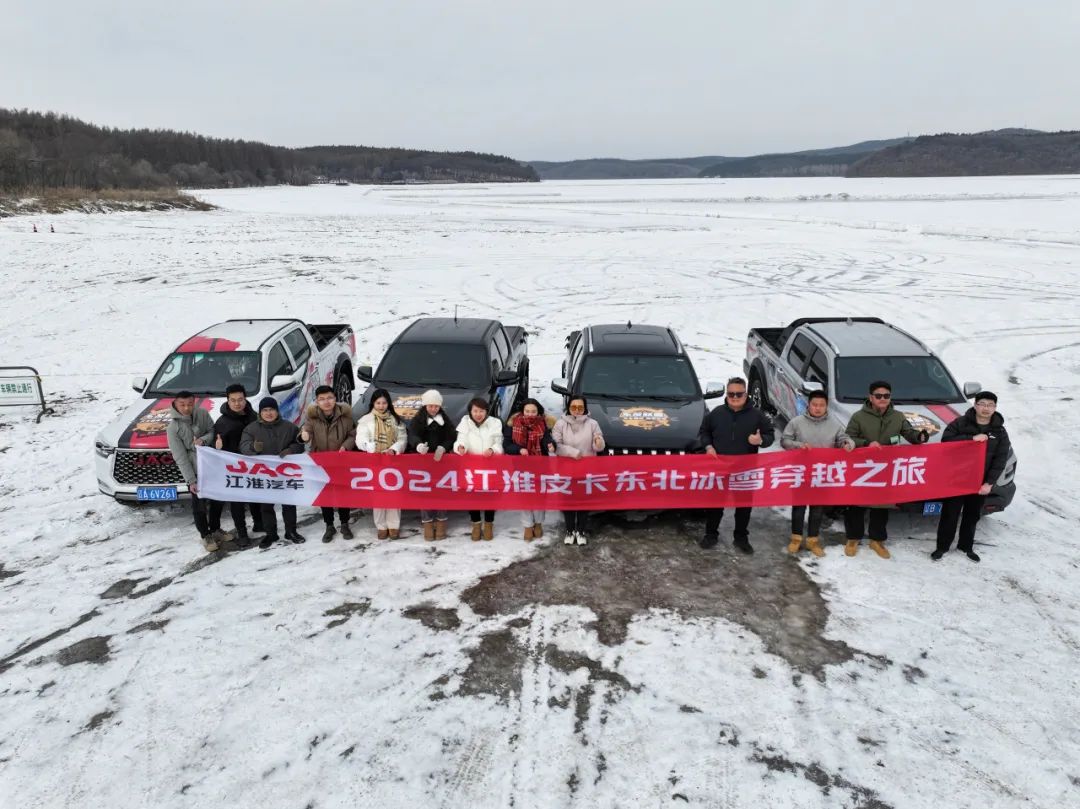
[576,531,588,546]
[564,531,575,545]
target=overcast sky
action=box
[3,1,1078,161]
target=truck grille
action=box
[113,450,186,485]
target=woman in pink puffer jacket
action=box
[551,395,605,546]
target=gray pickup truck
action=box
[744,317,1016,513]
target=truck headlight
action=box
[95,440,115,458]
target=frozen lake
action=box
[1,177,1078,808]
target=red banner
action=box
[197,442,986,510]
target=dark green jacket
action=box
[845,401,926,447]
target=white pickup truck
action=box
[744,317,1017,513]
[95,319,357,503]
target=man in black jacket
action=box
[698,376,775,553]
[932,391,1011,563]
[213,384,264,547]
[240,397,306,549]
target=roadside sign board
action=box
[0,367,51,422]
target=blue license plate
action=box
[922,501,943,516]
[137,486,178,502]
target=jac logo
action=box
[225,459,303,478]
[134,453,175,467]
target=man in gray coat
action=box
[780,390,854,557]
[166,391,229,551]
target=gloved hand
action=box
[416,443,429,455]
[433,445,446,461]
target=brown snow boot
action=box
[435,520,448,540]
[787,533,803,554]
[483,522,494,541]
[471,522,482,541]
[533,522,543,538]
[844,540,859,557]
[377,529,389,540]
[868,540,891,559]
[524,525,534,541]
[805,536,825,558]
[388,528,400,540]
[423,522,435,541]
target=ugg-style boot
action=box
[435,520,448,540]
[523,526,534,541]
[377,529,389,540]
[483,521,494,541]
[471,522,482,541]
[805,537,825,558]
[868,540,890,559]
[423,522,435,541]
[844,540,859,557]
[533,523,543,538]
[388,528,400,540]
[787,533,803,554]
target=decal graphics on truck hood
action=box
[588,398,706,451]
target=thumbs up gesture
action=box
[748,429,763,446]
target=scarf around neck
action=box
[373,409,397,452]
[513,414,546,456]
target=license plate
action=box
[922,501,943,516]
[137,486,178,502]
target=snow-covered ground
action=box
[1,177,1078,808]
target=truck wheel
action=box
[749,373,771,413]
[334,365,353,405]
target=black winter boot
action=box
[322,524,336,543]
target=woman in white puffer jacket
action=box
[356,388,408,539]
[454,397,504,541]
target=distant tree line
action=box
[847,131,1080,177]
[0,108,537,192]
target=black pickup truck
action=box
[550,323,723,454]
[355,318,529,423]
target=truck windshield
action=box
[148,352,262,396]
[580,356,699,399]
[835,356,963,403]
[376,344,489,389]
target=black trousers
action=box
[229,501,264,535]
[261,503,297,539]
[321,506,351,526]
[791,505,824,537]
[704,507,751,541]
[844,507,889,542]
[469,510,495,523]
[192,492,221,537]
[936,494,986,553]
[563,510,587,533]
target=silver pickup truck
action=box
[744,317,1016,513]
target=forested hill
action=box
[0,108,537,191]
[847,130,1080,177]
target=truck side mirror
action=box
[962,381,982,398]
[801,381,825,395]
[131,376,148,393]
[269,373,296,393]
[357,365,373,383]
[551,379,569,396]
[703,380,724,399]
[494,369,518,386]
